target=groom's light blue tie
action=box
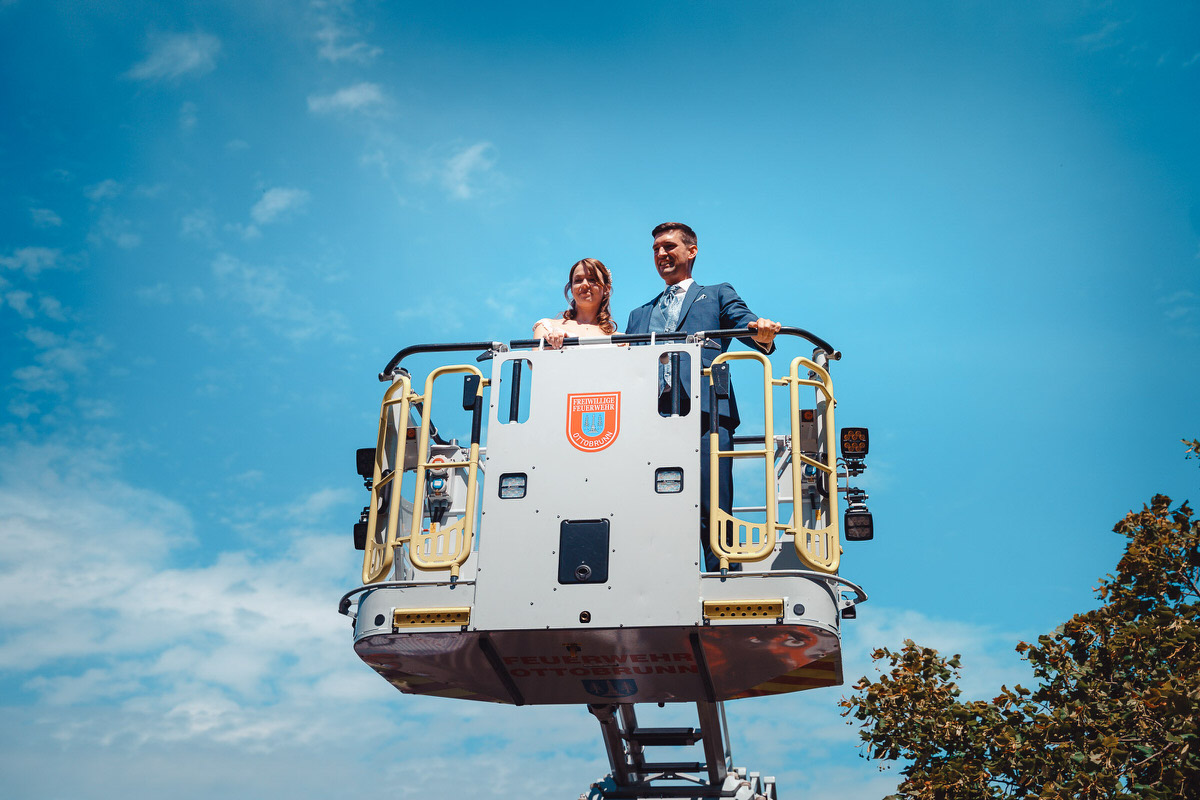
[650,285,684,392]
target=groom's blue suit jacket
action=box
[625,281,774,430]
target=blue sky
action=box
[1,1,1197,797]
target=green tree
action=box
[841,442,1200,799]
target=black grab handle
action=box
[380,327,837,381]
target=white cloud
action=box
[306,82,384,114]
[0,246,62,278]
[0,437,1025,800]
[84,178,122,201]
[1159,289,1197,335]
[126,32,221,81]
[89,211,142,249]
[180,208,217,242]
[211,252,345,342]
[136,283,174,304]
[38,295,67,321]
[6,397,38,418]
[77,397,116,419]
[30,207,62,227]
[288,487,357,520]
[250,187,310,225]
[315,20,381,63]
[226,221,262,240]
[1075,19,1125,51]
[842,604,1034,700]
[4,289,33,317]
[443,142,496,200]
[134,183,168,198]
[395,298,464,331]
[10,327,108,394]
[179,100,198,130]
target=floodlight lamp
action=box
[356,447,375,481]
[353,505,369,551]
[840,427,869,458]
[844,507,873,541]
[844,487,873,541]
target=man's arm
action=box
[625,306,643,336]
[717,283,779,354]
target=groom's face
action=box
[652,229,696,286]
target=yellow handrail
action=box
[408,365,487,579]
[362,374,415,584]
[705,351,779,571]
[785,356,840,572]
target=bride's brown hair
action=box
[562,258,616,334]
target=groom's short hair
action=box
[652,222,697,248]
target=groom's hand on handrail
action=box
[748,318,781,347]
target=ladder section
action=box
[361,373,414,584]
[586,702,777,799]
[408,365,487,579]
[704,348,842,574]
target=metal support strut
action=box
[584,702,776,799]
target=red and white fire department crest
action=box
[566,392,621,452]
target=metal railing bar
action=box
[380,327,838,380]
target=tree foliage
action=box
[841,444,1200,799]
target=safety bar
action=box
[380,341,501,382]
[786,355,840,571]
[702,348,842,574]
[362,373,415,584]
[705,351,778,572]
[408,364,487,579]
[378,327,837,381]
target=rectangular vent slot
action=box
[702,600,784,620]
[393,607,471,628]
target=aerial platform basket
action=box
[339,327,869,709]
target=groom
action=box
[626,222,781,571]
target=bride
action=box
[533,258,618,348]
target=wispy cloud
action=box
[1159,289,1197,336]
[443,142,497,200]
[288,487,357,520]
[126,32,221,81]
[0,437,1028,800]
[135,283,174,304]
[4,289,33,318]
[10,327,109,394]
[39,295,67,321]
[315,20,381,63]
[84,179,122,202]
[482,273,549,322]
[0,246,62,278]
[250,187,311,225]
[180,100,198,130]
[0,440,612,797]
[210,252,346,342]
[843,604,1034,700]
[2,285,68,322]
[89,211,142,249]
[395,298,465,331]
[1074,18,1126,51]
[30,207,62,227]
[306,82,384,114]
[180,208,217,243]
